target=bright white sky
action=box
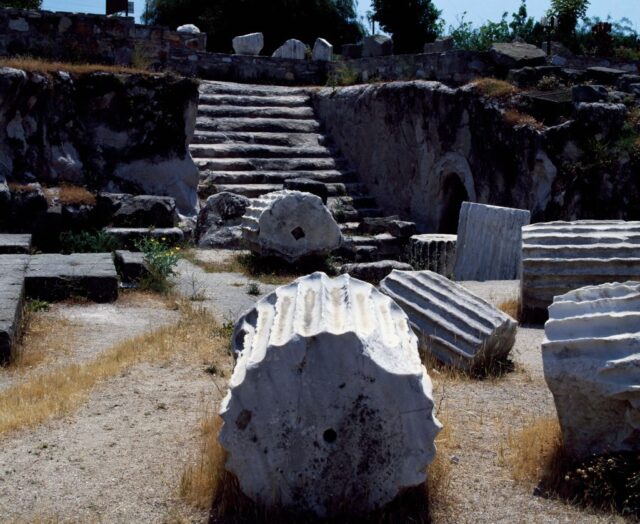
[42,0,640,31]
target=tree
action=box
[143,0,363,54]
[371,0,442,54]
[549,0,590,48]
[0,0,42,8]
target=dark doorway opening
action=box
[440,174,469,234]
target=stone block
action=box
[25,253,119,303]
[282,178,328,203]
[572,84,608,103]
[0,234,31,254]
[177,24,200,34]
[221,272,441,516]
[363,35,393,58]
[96,193,178,228]
[380,270,517,370]
[340,260,413,283]
[388,220,416,238]
[587,66,627,85]
[103,227,184,250]
[357,216,400,235]
[543,281,640,458]
[114,250,148,284]
[232,32,264,55]
[489,42,546,70]
[616,74,640,92]
[0,254,29,364]
[241,190,343,263]
[312,38,333,61]
[423,37,454,54]
[453,202,531,281]
[409,234,456,276]
[522,220,640,321]
[272,38,308,60]
[196,191,250,249]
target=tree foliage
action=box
[371,0,443,54]
[0,0,42,8]
[143,0,363,54]
[548,0,590,48]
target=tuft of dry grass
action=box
[0,57,151,76]
[498,297,521,322]
[0,302,231,435]
[7,182,39,193]
[471,78,519,99]
[503,109,544,130]
[59,185,97,206]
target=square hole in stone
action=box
[291,226,306,240]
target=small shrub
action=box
[26,300,50,313]
[472,78,519,99]
[246,282,261,296]
[60,230,119,253]
[135,237,181,294]
[536,75,561,91]
[131,42,153,70]
[327,63,360,87]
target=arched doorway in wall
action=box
[439,172,469,234]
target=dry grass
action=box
[44,185,97,206]
[471,78,519,99]
[498,297,521,322]
[7,182,39,193]
[503,109,544,130]
[0,57,151,76]
[0,302,231,436]
[424,350,515,383]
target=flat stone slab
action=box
[25,253,119,303]
[0,234,32,254]
[0,255,29,363]
[114,250,149,284]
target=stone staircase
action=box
[191,80,406,261]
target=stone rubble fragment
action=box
[177,24,201,34]
[272,39,308,60]
[241,190,343,262]
[220,272,441,517]
[409,234,456,276]
[340,260,413,283]
[454,202,531,281]
[232,32,264,55]
[312,38,333,61]
[542,281,640,458]
[380,270,517,370]
[521,220,640,320]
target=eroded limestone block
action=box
[196,191,250,249]
[340,260,412,283]
[177,24,201,34]
[232,32,264,55]
[220,272,441,516]
[363,35,393,57]
[241,190,342,262]
[272,39,308,60]
[521,220,640,320]
[543,282,640,458]
[313,38,333,61]
[454,202,530,281]
[409,234,457,275]
[380,270,517,370]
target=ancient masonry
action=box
[380,270,517,370]
[190,80,406,261]
[543,281,640,458]
[221,272,441,517]
[522,220,640,320]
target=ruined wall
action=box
[313,81,639,231]
[0,8,206,68]
[0,68,200,215]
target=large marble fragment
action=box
[380,270,517,370]
[522,220,640,320]
[272,38,308,60]
[220,272,441,517]
[409,234,456,275]
[232,32,264,55]
[543,282,640,458]
[454,202,531,281]
[241,190,343,262]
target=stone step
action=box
[339,222,361,235]
[25,253,119,304]
[199,170,356,185]
[328,195,378,210]
[326,182,369,197]
[104,227,185,250]
[0,254,29,364]
[198,105,316,120]
[209,184,283,199]
[195,157,345,172]
[342,233,404,257]
[198,94,311,107]
[196,117,321,133]
[191,131,326,147]
[199,81,309,97]
[0,234,32,254]
[190,143,333,159]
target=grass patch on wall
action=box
[471,78,520,99]
[0,57,152,76]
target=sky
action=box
[42,0,640,31]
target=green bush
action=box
[135,237,181,293]
[60,230,119,254]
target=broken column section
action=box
[220,272,441,517]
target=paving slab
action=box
[0,255,29,363]
[0,234,32,254]
[114,250,149,284]
[25,253,119,303]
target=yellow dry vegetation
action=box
[0,57,151,76]
[471,78,520,98]
[503,109,544,130]
[0,302,231,436]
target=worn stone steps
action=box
[198,105,316,120]
[199,170,356,185]
[210,183,283,199]
[195,157,345,172]
[198,94,311,107]
[190,143,333,159]
[199,81,309,97]
[191,131,326,147]
[196,117,321,133]
[0,234,32,254]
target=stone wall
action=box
[0,8,206,68]
[0,68,200,215]
[313,81,639,232]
